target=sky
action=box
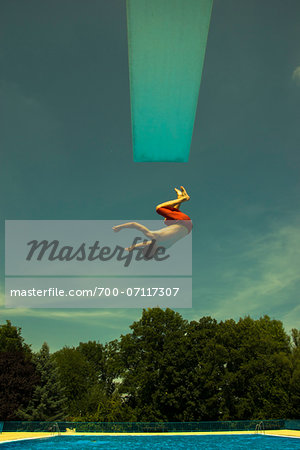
[1,0,300,351]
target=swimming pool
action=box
[0,435,299,449]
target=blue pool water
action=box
[0,435,300,449]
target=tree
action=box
[76,341,104,375]
[215,316,292,420]
[182,316,224,421]
[76,340,114,392]
[118,308,189,421]
[291,329,300,348]
[54,346,95,417]
[0,321,39,420]
[18,342,67,421]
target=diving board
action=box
[126,0,213,162]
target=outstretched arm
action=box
[113,222,154,239]
[126,240,153,252]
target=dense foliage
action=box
[0,310,299,421]
[18,342,67,421]
[0,321,39,420]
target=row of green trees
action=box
[0,308,299,422]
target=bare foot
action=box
[112,226,121,232]
[174,187,184,199]
[180,186,190,201]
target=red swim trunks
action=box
[156,206,193,234]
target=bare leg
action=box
[112,222,154,239]
[156,186,190,211]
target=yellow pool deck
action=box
[0,429,299,443]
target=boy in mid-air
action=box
[112,186,192,257]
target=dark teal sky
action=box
[1,0,300,350]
